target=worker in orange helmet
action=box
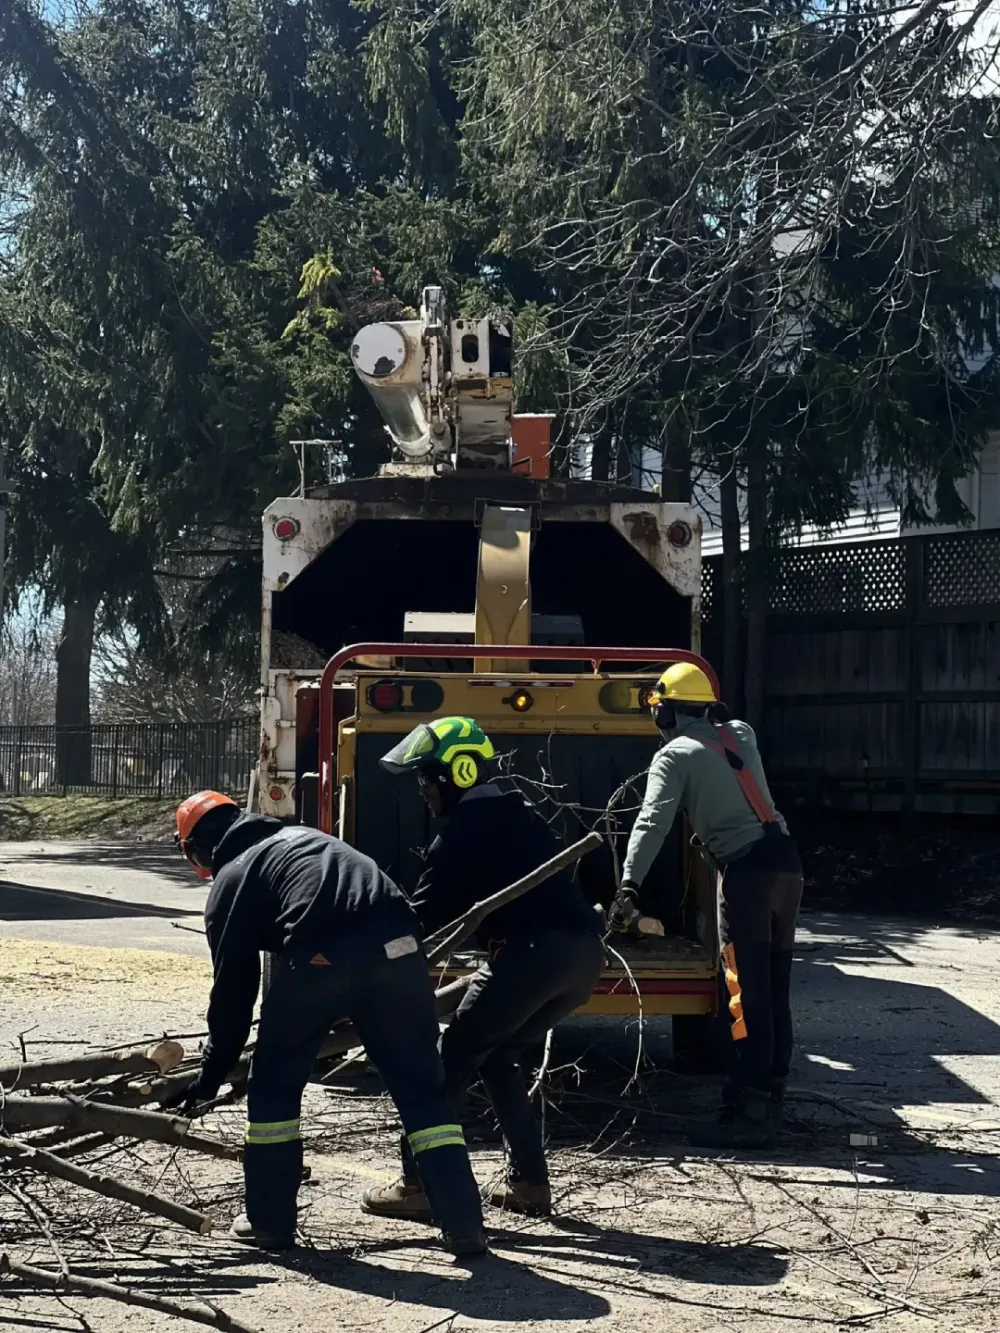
[168,790,486,1255]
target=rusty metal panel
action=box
[609,502,701,600]
[262,498,356,594]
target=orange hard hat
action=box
[176,790,238,844]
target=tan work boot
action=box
[488,1179,552,1217]
[360,1176,434,1223]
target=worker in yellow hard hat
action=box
[609,662,803,1149]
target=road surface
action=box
[2,840,1000,1332]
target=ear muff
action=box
[450,754,480,789]
[178,838,213,880]
[652,701,677,732]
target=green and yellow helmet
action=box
[380,716,495,790]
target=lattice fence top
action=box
[767,541,906,615]
[700,530,1000,621]
[700,561,718,620]
[925,532,1000,608]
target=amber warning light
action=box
[599,680,662,714]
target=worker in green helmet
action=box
[609,662,803,1149]
[362,716,605,1221]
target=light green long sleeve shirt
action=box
[621,716,787,886]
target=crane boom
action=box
[350,286,513,470]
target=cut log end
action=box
[146,1040,185,1075]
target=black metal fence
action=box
[0,718,258,799]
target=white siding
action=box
[630,437,1000,555]
[978,439,1000,528]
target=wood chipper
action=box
[256,286,722,1057]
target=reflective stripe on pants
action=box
[408,1123,466,1154]
[248,937,484,1240]
[245,1118,301,1146]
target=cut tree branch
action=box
[0,1253,259,1333]
[0,1096,239,1159]
[0,1040,184,1091]
[424,831,603,964]
[0,1136,213,1234]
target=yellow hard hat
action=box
[649,662,717,705]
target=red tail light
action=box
[368,681,404,712]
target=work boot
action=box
[360,1176,434,1224]
[442,1227,490,1257]
[686,1087,777,1150]
[228,1214,295,1250]
[488,1179,552,1218]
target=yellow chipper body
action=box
[256,284,720,1043]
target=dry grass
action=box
[0,937,211,996]
[0,797,176,842]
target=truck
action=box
[255,286,721,1058]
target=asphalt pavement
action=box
[0,840,210,957]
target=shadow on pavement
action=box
[3,842,200,886]
[128,1224,786,1323]
[499,1215,789,1286]
[278,1241,612,1322]
[115,1242,613,1322]
[0,880,203,921]
[489,909,1000,1203]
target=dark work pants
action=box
[402,930,605,1185]
[246,932,482,1239]
[719,839,803,1095]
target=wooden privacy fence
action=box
[702,529,1000,814]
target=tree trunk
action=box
[743,260,771,736]
[660,424,692,503]
[720,461,743,711]
[744,433,769,734]
[55,594,97,786]
[590,422,614,481]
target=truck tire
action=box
[671,1012,730,1073]
[671,972,730,1074]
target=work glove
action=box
[608,881,666,938]
[160,1070,220,1119]
[608,881,642,933]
